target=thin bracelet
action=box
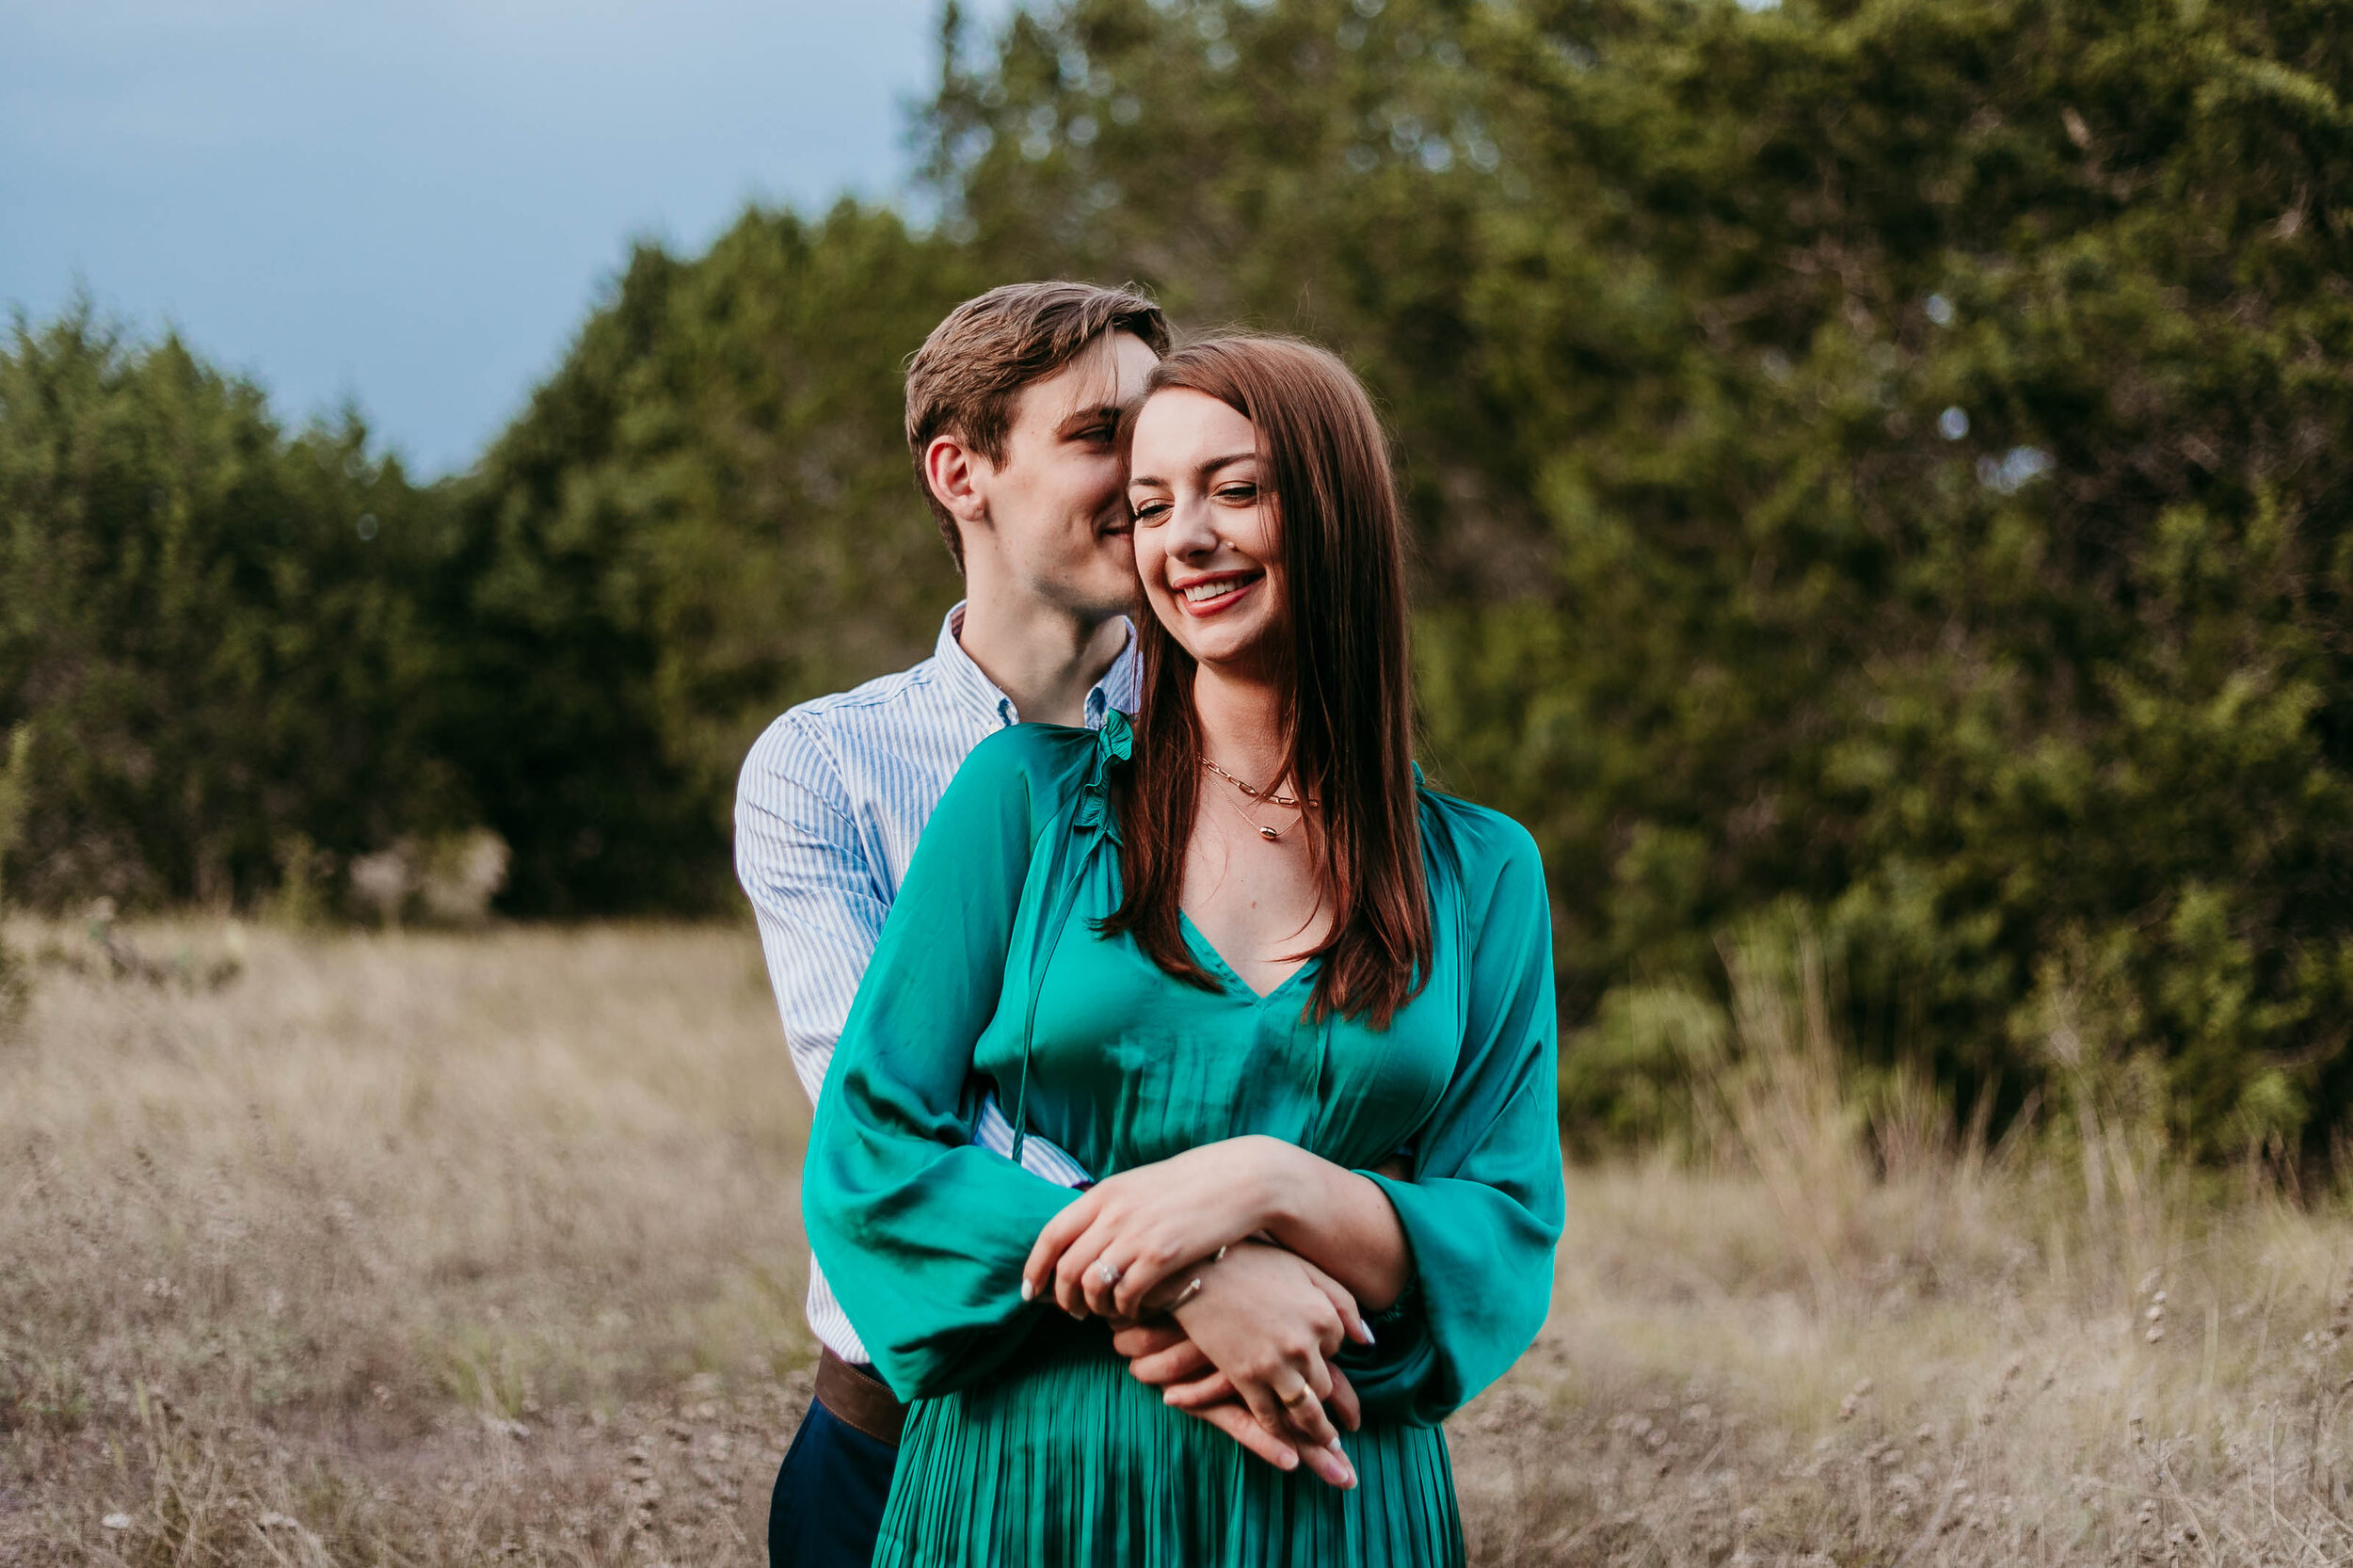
[1161,1244,1229,1314]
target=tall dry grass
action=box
[1453,932,2353,1566]
[3,918,2350,1565]
[1,919,814,1564]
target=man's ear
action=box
[922,433,992,528]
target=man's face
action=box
[967,330,1160,621]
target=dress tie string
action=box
[1007,712,1131,1167]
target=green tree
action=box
[436,204,984,912]
[0,305,462,910]
[1449,0,2353,1151]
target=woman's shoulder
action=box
[1416,781,1544,879]
[1416,782,1550,944]
[965,717,1118,775]
[952,718,1122,814]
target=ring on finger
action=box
[1095,1260,1124,1288]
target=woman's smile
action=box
[1175,571,1264,616]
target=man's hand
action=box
[1100,1244,1370,1487]
[1109,1320,1363,1488]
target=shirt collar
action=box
[933,602,1014,727]
[936,600,1140,731]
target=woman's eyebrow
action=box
[1129,452,1258,489]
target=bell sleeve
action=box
[1339,808,1565,1425]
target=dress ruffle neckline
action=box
[1072,709,1133,844]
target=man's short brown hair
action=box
[905,280,1171,571]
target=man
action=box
[735,281,1166,1566]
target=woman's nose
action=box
[1161,493,1222,557]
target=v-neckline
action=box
[1177,909,1318,1005]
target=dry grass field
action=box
[4,919,2351,1566]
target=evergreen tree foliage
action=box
[1468,0,2353,1154]
[0,306,461,911]
[435,205,982,912]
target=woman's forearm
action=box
[1024,1134,1414,1320]
[1243,1138,1413,1312]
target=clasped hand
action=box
[1020,1141,1372,1489]
[1119,1240,1368,1487]
[1020,1136,1372,1332]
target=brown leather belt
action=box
[813,1347,907,1447]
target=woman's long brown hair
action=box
[1097,335,1432,1030]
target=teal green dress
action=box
[803,712,1564,1568]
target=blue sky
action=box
[1,0,1005,476]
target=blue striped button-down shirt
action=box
[734,602,1137,1365]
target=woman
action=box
[803,336,1563,1567]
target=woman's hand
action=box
[1155,1240,1365,1471]
[1023,1136,1348,1323]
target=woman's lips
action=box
[1175,573,1261,616]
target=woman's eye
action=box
[1216,485,1257,504]
[1129,500,1168,522]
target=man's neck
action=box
[957,584,1129,728]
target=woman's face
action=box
[1126,388,1285,675]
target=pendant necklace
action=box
[1201,759,1314,841]
[1216,787,1285,841]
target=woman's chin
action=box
[1142,590,1283,673]
[1178,627,1283,677]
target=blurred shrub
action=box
[0,727,28,1023]
[347,829,511,927]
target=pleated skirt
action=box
[873,1327,1464,1568]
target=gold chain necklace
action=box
[1201,759,1309,807]
[1201,760,1313,841]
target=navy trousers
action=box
[767,1397,899,1567]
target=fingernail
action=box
[1357,1317,1376,1345]
[1067,1307,1087,1321]
[1277,1448,1299,1470]
[1020,1279,1036,1302]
